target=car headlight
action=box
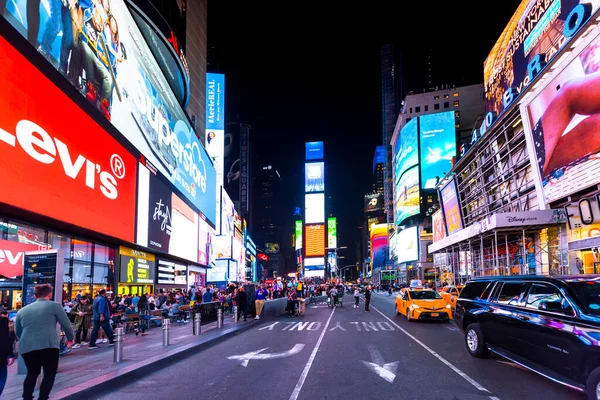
[410,304,420,309]
[446,304,451,309]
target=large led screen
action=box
[119,246,155,284]
[327,217,337,249]
[304,257,325,278]
[0,36,137,242]
[369,224,388,270]
[1,0,217,226]
[305,224,325,257]
[440,178,463,235]
[205,73,225,189]
[305,162,325,192]
[394,118,418,184]
[136,165,199,263]
[396,226,419,264]
[364,193,384,212]
[484,0,600,117]
[221,188,236,237]
[394,165,420,226]
[432,210,446,243]
[525,30,600,204]
[305,141,324,160]
[198,218,213,267]
[419,111,456,189]
[295,220,303,250]
[305,193,325,224]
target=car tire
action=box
[394,304,400,315]
[585,366,600,400]
[465,323,490,358]
[406,308,412,322]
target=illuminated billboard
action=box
[305,224,325,257]
[484,0,600,118]
[1,0,217,226]
[432,210,446,243]
[305,162,325,192]
[305,193,325,224]
[295,220,303,250]
[394,165,420,226]
[305,141,324,160]
[304,257,325,278]
[419,111,456,189]
[369,224,388,270]
[524,28,600,204]
[440,178,463,235]
[394,118,418,184]
[327,217,337,248]
[206,73,225,189]
[364,193,384,212]
[396,227,419,264]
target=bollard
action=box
[162,318,170,346]
[217,308,223,329]
[193,311,201,335]
[233,305,239,323]
[113,327,124,363]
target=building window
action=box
[455,110,460,118]
[434,103,440,110]
[454,100,460,107]
[444,94,449,99]
[453,92,459,97]
[425,105,429,111]
[444,102,450,108]
[410,107,413,113]
[415,106,421,113]
[434,95,439,100]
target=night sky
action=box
[206,2,522,265]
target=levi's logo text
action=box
[0,120,126,200]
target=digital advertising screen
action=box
[220,188,236,237]
[432,210,446,243]
[396,227,419,264]
[369,224,388,270]
[205,73,225,189]
[440,178,464,235]
[212,235,232,260]
[327,217,337,249]
[524,29,600,204]
[207,259,228,282]
[305,141,324,160]
[0,239,39,280]
[394,118,418,184]
[304,257,325,278]
[1,0,217,226]
[295,220,303,250]
[198,218,213,267]
[304,224,325,257]
[483,0,600,117]
[305,193,325,224]
[305,162,325,192]
[0,36,137,243]
[419,111,456,189]
[157,259,187,285]
[394,165,420,226]
[119,246,155,284]
[364,193,384,212]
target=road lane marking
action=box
[329,322,346,331]
[445,325,459,332]
[361,344,399,383]
[371,305,499,399]
[259,322,279,330]
[289,305,336,400]
[227,344,306,367]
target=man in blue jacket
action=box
[88,289,114,349]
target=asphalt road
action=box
[95,293,584,400]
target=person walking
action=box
[254,283,268,320]
[88,289,114,349]
[14,284,74,400]
[70,296,92,348]
[235,287,247,322]
[364,285,371,312]
[354,287,360,308]
[0,310,15,397]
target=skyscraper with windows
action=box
[372,146,385,194]
[381,44,399,224]
[255,164,283,277]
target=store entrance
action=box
[118,284,154,296]
[0,288,22,310]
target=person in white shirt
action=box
[354,287,360,308]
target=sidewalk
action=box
[3,315,257,400]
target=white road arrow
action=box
[361,344,399,383]
[227,344,306,367]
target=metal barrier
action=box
[233,305,238,323]
[113,327,124,363]
[193,310,201,335]
[217,308,223,328]
[162,318,170,346]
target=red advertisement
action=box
[0,239,40,279]
[0,37,136,242]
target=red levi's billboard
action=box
[0,37,137,242]
[0,239,40,279]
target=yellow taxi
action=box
[439,284,464,310]
[395,287,452,321]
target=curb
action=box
[53,320,259,400]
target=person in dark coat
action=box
[235,287,247,322]
[364,285,372,312]
[0,310,15,397]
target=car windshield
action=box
[566,280,600,315]
[409,290,442,300]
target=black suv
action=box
[454,275,600,399]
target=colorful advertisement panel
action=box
[394,118,418,184]
[484,0,600,117]
[440,178,464,235]
[304,257,325,278]
[394,165,420,226]
[364,193,384,212]
[265,243,280,254]
[432,210,446,243]
[305,193,325,224]
[220,188,235,237]
[206,73,226,186]
[305,162,325,192]
[0,239,39,279]
[136,166,199,263]
[295,220,303,250]
[305,141,324,160]
[327,217,337,249]
[305,224,325,257]
[396,227,419,264]
[157,259,187,285]
[524,29,600,203]
[119,246,155,284]
[198,217,213,266]
[0,36,137,242]
[1,0,216,226]
[212,235,232,259]
[419,111,456,189]
[369,224,388,270]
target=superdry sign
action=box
[0,37,137,242]
[0,239,39,279]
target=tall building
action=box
[372,146,385,194]
[381,44,399,225]
[184,0,208,136]
[255,164,284,277]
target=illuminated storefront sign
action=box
[119,246,155,284]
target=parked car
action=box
[439,284,464,309]
[395,287,452,321]
[454,275,600,399]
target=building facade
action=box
[372,145,386,194]
[381,44,399,225]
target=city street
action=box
[95,293,583,400]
